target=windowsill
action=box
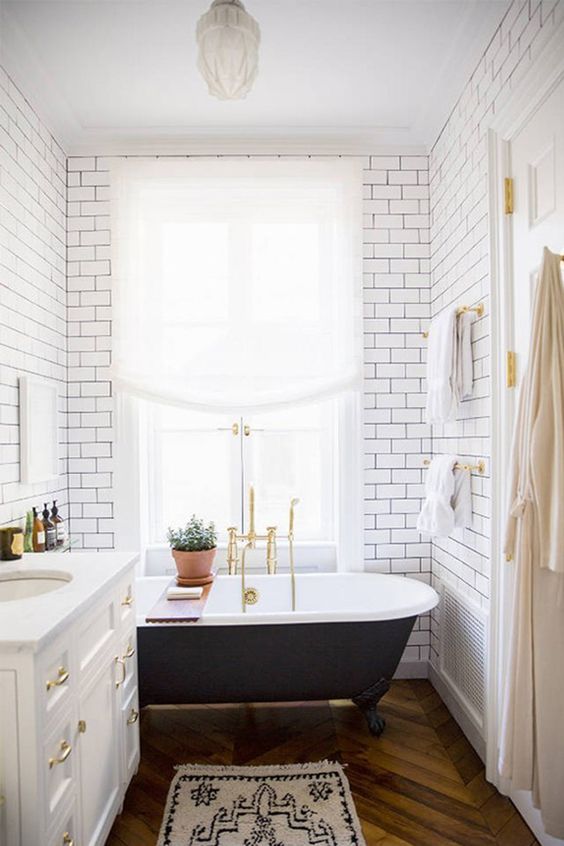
[143,540,338,577]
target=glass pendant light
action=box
[196,0,260,100]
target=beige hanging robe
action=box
[499,247,564,839]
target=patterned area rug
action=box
[157,761,366,846]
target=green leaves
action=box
[167,515,217,552]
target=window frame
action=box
[114,390,363,574]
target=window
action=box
[111,158,363,571]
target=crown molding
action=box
[65,127,428,157]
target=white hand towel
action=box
[452,466,472,529]
[417,455,458,538]
[167,586,204,600]
[425,308,457,424]
[455,312,474,402]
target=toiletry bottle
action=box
[51,500,66,547]
[32,507,46,552]
[42,503,56,551]
[23,510,34,553]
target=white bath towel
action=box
[425,308,457,424]
[455,312,474,402]
[452,465,472,529]
[417,455,458,538]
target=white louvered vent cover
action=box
[440,585,487,729]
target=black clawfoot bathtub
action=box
[135,573,438,735]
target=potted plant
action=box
[167,516,217,581]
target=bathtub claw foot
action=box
[352,678,390,736]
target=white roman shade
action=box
[110,158,362,413]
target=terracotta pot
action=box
[171,547,216,580]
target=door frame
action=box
[486,13,564,836]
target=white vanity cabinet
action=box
[0,553,140,846]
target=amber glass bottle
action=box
[32,507,45,552]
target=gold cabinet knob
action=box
[46,667,70,691]
[127,707,139,725]
[78,720,87,734]
[123,643,136,660]
[63,833,74,846]
[49,740,72,769]
[115,657,127,688]
[121,593,133,607]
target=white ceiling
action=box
[0,0,510,154]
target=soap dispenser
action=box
[42,503,56,551]
[51,500,66,547]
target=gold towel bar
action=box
[422,303,484,338]
[423,458,485,474]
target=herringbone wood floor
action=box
[106,680,539,846]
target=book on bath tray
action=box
[166,586,204,601]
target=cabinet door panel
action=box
[0,671,20,846]
[78,656,121,846]
[121,686,140,787]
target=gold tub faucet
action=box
[225,486,299,612]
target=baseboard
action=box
[428,663,486,762]
[394,660,428,679]
[510,790,564,846]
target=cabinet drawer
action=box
[47,796,79,846]
[43,712,77,829]
[40,636,74,724]
[121,686,140,787]
[78,596,117,679]
[116,572,136,627]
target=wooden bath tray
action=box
[145,578,215,624]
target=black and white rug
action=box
[157,761,366,846]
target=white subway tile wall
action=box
[66,153,432,662]
[428,0,563,672]
[0,67,68,532]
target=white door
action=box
[499,74,564,846]
[77,656,122,846]
[511,78,564,378]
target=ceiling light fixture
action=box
[196,0,260,100]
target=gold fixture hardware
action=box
[266,527,278,575]
[78,720,86,734]
[127,707,139,725]
[288,498,299,612]
[244,424,251,436]
[228,486,299,612]
[506,554,513,562]
[248,484,256,547]
[227,526,239,575]
[115,657,126,688]
[422,303,484,338]
[123,643,136,659]
[423,458,485,474]
[49,740,72,769]
[121,592,133,607]
[63,834,74,846]
[243,587,259,605]
[218,422,239,436]
[504,177,514,214]
[46,666,69,691]
[506,350,517,388]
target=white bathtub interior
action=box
[136,572,438,626]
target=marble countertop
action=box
[0,551,139,652]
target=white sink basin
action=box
[0,570,73,602]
